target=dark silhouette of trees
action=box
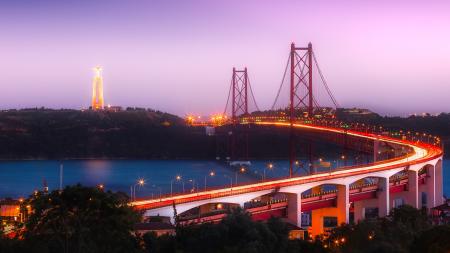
[323,205,450,253]
[411,225,450,253]
[143,208,326,253]
[17,185,141,253]
[1,193,449,253]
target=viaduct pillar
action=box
[287,193,302,228]
[407,170,419,208]
[377,177,390,217]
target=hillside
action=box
[0,108,211,159]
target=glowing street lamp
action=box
[263,163,275,180]
[204,171,215,190]
[131,178,145,201]
[188,179,196,192]
[171,175,184,196]
[235,167,246,184]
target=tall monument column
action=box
[92,66,104,110]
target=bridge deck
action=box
[132,121,443,210]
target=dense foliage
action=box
[0,109,212,159]
[324,205,449,253]
[1,192,449,253]
[143,208,326,253]
[0,108,348,160]
[1,185,142,253]
[142,206,450,253]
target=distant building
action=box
[431,197,450,225]
[336,108,380,121]
[134,216,175,237]
[286,223,308,240]
[0,199,20,222]
[104,105,123,112]
[91,66,104,110]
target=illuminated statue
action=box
[91,66,104,110]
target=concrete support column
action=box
[407,170,419,208]
[353,201,365,222]
[287,193,302,227]
[337,184,349,224]
[426,165,436,209]
[377,177,390,217]
[435,160,444,206]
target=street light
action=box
[188,179,196,192]
[235,167,246,184]
[255,170,264,182]
[204,171,215,190]
[264,163,275,181]
[338,155,346,167]
[152,184,162,200]
[171,175,184,196]
[132,178,145,201]
[224,174,233,189]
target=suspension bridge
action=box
[133,42,444,236]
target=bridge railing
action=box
[134,150,431,208]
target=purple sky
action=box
[0,0,449,116]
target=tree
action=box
[145,207,325,253]
[410,225,450,253]
[324,205,432,253]
[20,184,141,253]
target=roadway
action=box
[132,120,443,210]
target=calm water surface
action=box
[0,159,448,199]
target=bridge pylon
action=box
[232,67,249,123]
[289,42,313,119]
[289,42,314,176]
[230,67,250,161]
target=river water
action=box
[0,159,448,199]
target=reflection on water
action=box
[0,159,448,199]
